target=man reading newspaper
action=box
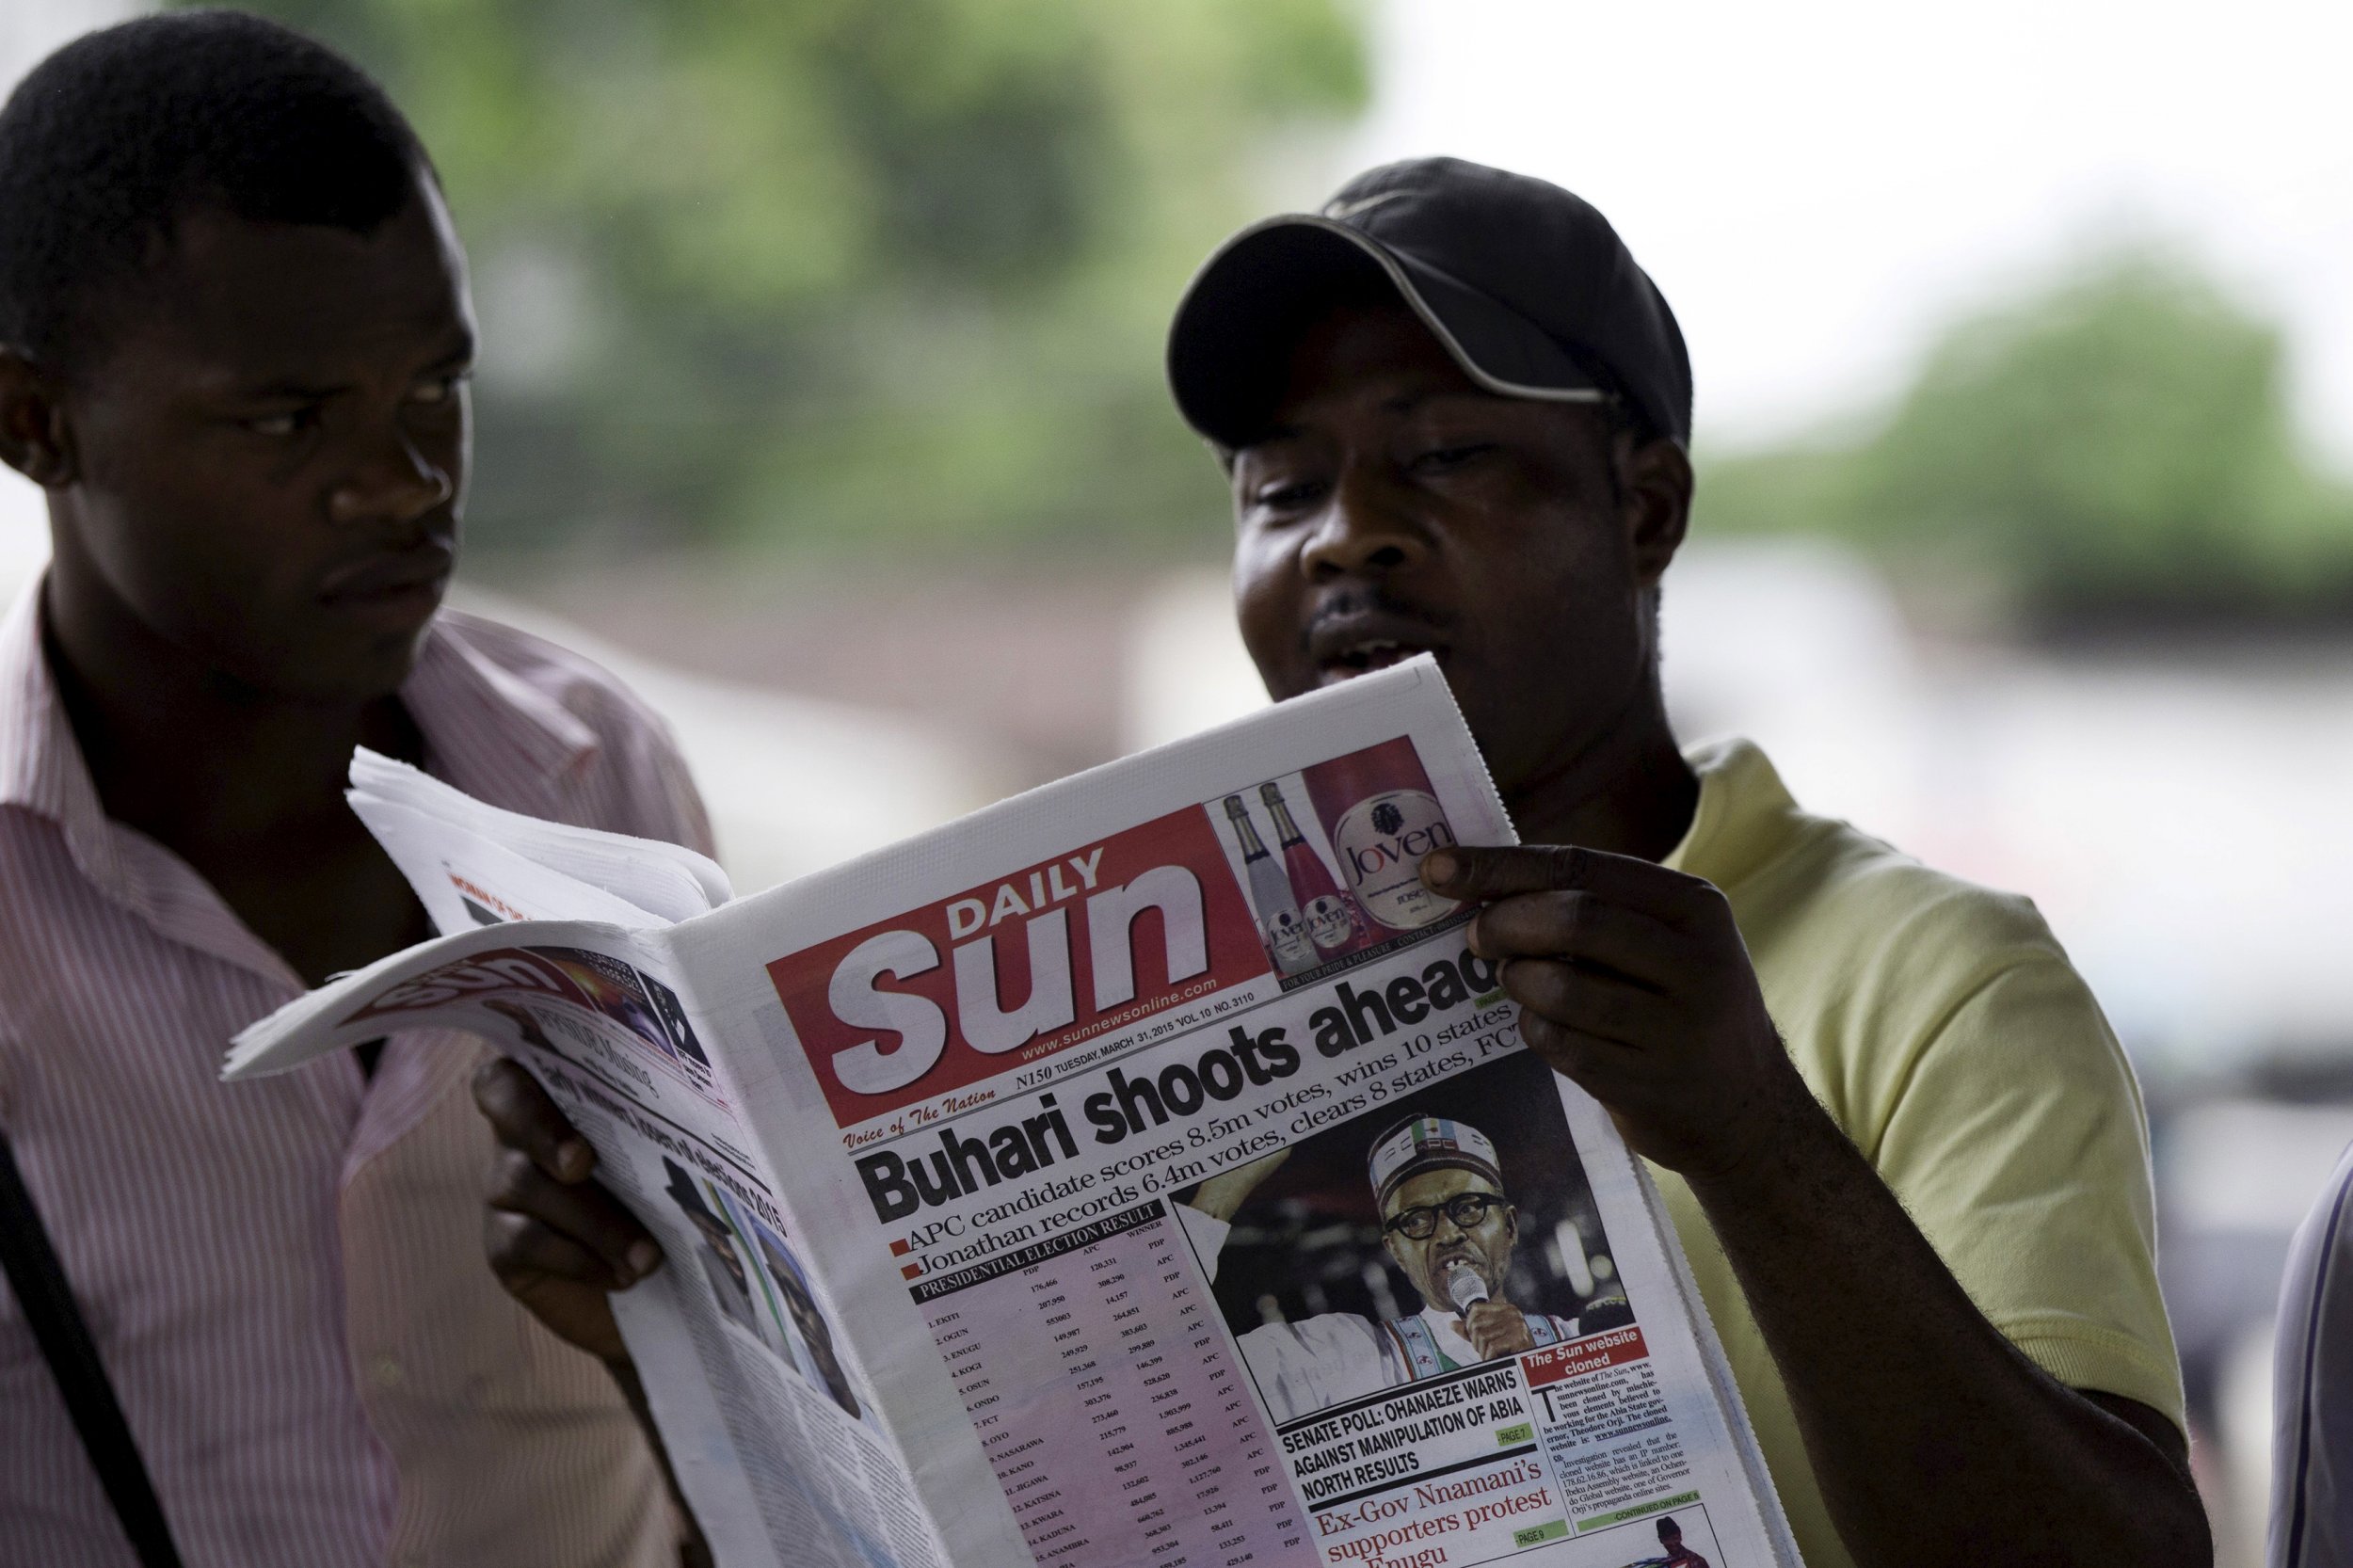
[1168,158,2205,1567]
[478,159,2206,1566]
[0,15,703,1564]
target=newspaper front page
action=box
[229,658,1799,1568]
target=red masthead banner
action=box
[770,800,1268,1128]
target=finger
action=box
[472,1057,595,1182]
[1500,960,1676,1047]
[486,1207,633,1292]
[1465,1311,1519,1358]
[1424,844,1710,923]
[1515,1011,1645,1092]
[501,1264,626,1364]
[1467,891,1683,984]
[487,1149,663,1280]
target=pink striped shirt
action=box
[0,579,709,1567]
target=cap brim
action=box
[1167,215,1608,449]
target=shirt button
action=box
[370,1354,405,1389]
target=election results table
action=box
[914,1200,1311,1565]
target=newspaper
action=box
[228,658,1801,1568]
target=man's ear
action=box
[0,348,75,488]
[1619,435,1692,589]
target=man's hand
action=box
[1427,848,2212,1568]
[1461,1300,1534,1361]
[473,1057,663,1365]
[1421,845,1804,1181]
[1184,1146,1291,1223]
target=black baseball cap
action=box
[1167,156,1691,451]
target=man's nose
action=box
[1299,464,1429,579]
[328,425,453,532]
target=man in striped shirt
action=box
[0,15,698,1565]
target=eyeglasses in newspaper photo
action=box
[1382,1192,1510,1240]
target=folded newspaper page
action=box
[228,658,1801,1568]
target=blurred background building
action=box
[7,0,2352,1557]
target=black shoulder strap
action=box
[0,1128,184,1568]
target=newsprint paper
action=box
[228,658,1801,1568]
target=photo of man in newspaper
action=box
[1176,1050,1630,1425]
[740,1214,865,1420]
[1631,1512,1714,1567]
[662,1157,785,1356]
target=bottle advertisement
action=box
[1211,737,1466,993]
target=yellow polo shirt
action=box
[1656,738,2185,1568]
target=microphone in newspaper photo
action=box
[1445,1256,1490,1315]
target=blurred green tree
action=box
[203,0,1368,553]
[1700,249,2353,621]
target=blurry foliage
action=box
[1700,250,2353,622]
[202,0,1369,553]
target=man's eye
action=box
[1251,479,1324,512]
[1412,442,1495,472]
[410,372,471,406]
[246,408,319,438]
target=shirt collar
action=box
[1417,1302,1478,1359]
[0,578,131,888]
[1,584,600,839]
[0,585,601,976]
[1661,736,1809,894]
[396,608,601,811]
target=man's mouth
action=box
[1329,639,1426,675]
[1305,611,1449,685]
[318,546,456,610]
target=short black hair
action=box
[0,8,430,372]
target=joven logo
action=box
[769,803,1269,1126]
[1304,736,1463,933]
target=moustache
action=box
[1296,588,1449,651]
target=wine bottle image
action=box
[1300,738,1463,934]
[1222,794,1318,976]
[1258,780,1369,959]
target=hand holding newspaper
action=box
[228,659,1801,1568]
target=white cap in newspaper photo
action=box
[1369,1114,1506,1208]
